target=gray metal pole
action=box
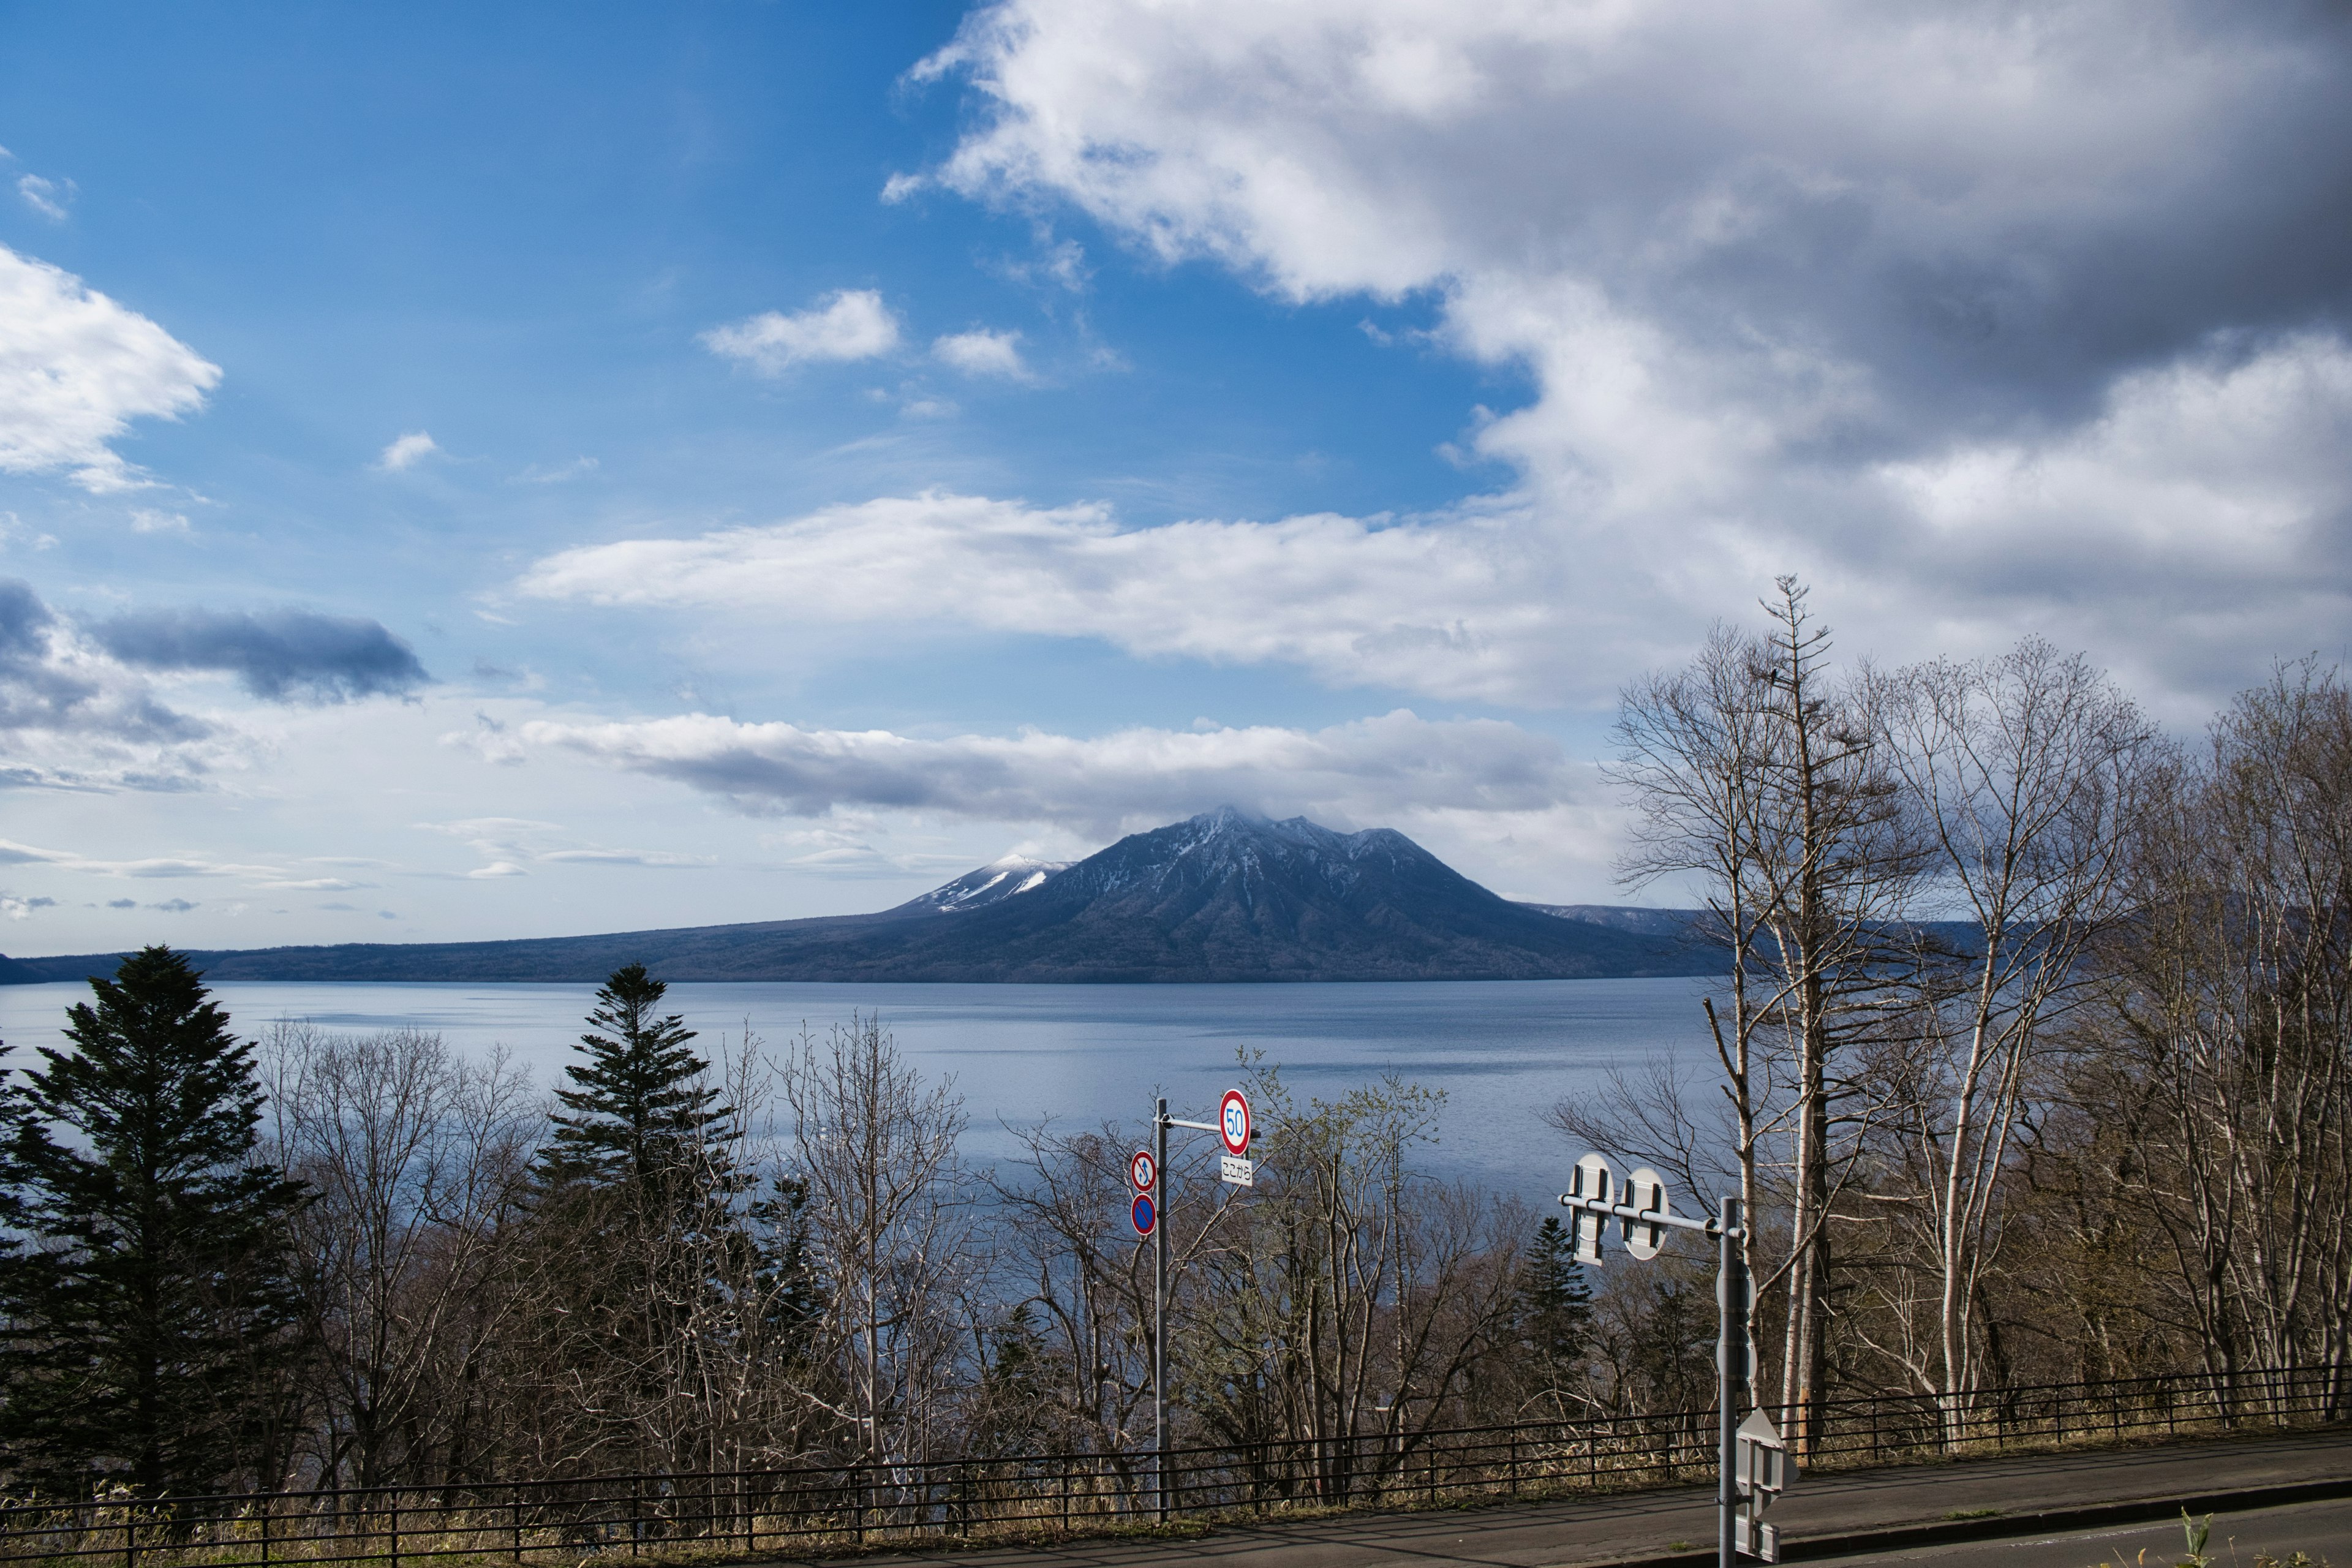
[1718,1196,1747,1568]
[1155,1096,1170,1523]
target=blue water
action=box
[0,978,1717,1202]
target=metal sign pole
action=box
[1717,1196,1747,1568]
[1135,1087,1251,1528]
[1153,1096,1170,1523]
[1560,1165,1760,1564]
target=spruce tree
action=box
[0,947,306,1498]
[1517,1216,1595,1389]
[540,963,731,1191]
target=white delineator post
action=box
[1560,1161,1754,1568]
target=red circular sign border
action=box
[1219,1088,1252,1156]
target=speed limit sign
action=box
[1129,1149,1158,1191]
[1219,1088,1252,1156]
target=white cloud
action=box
[0,244,220,492]
[700,289,902,374]
[515,456,598,484]
[518,314,2352,707]
[0,837,282,879]
[376,431,440,472]
[130,508,190,534]
[517,490,1565,703]
[932,328,1030,379]
[911,0,2352,704]
[17,175,70,222]
[519,707,1588,836]
[414,815,714,876]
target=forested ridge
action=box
[0,582,2345,1499]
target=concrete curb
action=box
[1586,1475,2352,1568]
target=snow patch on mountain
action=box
[899,853,1073,914]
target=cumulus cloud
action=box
[701,290,902,374]
[0,244,221,492]
[92,606,430,703]
[376,431,440,472]
[932,328,1030,379]
[518,490,1561,701]
[519,708,1585,835]
[907,0,2352,703]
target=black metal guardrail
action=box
[2,1364,2341,1568]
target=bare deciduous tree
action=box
[1860,641,2158,1423]
[1599,578,1917,1447]
[263,1025,537,1488]
[780,1014,975,1468]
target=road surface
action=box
[778,1427,2350,1568]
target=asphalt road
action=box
[1810,1494,2350,1566]
[782,1427,2351,1568]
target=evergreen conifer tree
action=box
[0,947,306,1498]
[540,963,731,1191]
[1517,1216,1595,1390]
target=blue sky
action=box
[1,1,2348,952]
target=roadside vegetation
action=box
[0,580,2342,1521]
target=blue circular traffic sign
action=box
[1131,1193,1158,1236]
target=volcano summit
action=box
[3,810,1709,984]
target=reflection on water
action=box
[0,976,1717,1202]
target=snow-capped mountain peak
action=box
[893,853,1072,914]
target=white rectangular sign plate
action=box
[1734,1517,1778,1562]
[1219,1155,1255,1187]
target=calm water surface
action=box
[0,978,1717,1200]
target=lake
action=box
[0,976,1720,1202]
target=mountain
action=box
[879,854,1073,916]
[1,809,1716,984]
[1518,903,1708,940]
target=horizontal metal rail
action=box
[1558,1191,1727,1235]
[1,1363,2337,1568]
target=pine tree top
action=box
[543,962,733,1188]
[22,945,269,1191]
